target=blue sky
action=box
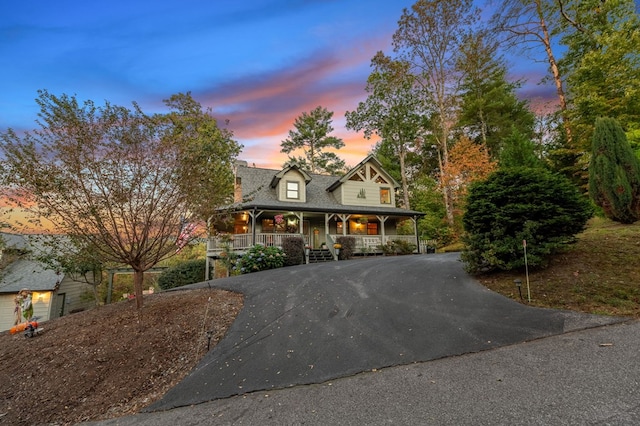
[2,0,556,169]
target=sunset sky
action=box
[1,0,559,170]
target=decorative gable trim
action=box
[326,155,399,192]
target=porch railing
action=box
[328,234,418,252]
[207,233,309,253]
[207,233,431,256]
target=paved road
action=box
[84,253,637,425]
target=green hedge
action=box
[158,259,207,290]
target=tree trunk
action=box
[438,115,455,228]
[399,145,411,210]
[536,0,573,146]
[437,142,455,227]
[133,269,144,309]
[479,109,488,147]
[309,143,316,174]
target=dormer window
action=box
[286,181,300,199]
[270,165,310,202]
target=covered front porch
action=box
[206,209,424,259]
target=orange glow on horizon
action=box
[1,206,58,234]
[238,127,374,171]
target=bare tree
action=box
[0,91,240,309]
[491,0,573,146]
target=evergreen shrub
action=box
[589,117,640,224]
[462,167,592,273]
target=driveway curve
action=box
[148,253,620,412]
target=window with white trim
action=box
[286,181,300,199]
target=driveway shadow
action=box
[148,253,622,411]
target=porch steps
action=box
[308,249,334,263]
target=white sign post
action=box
[523,239,531,302]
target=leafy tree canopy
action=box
[393,0,479,225]
[346,52,429,209]
[456,31,536,159]
[162,93,242,222]
[441,136,497,222]
[560,0,640,144]
[0,90,241,308]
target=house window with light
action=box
[286,181,300,199]
[380,187,391,204]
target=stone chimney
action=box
[234,176,242,202]
[233,160,247,203]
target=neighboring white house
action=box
[0,233,97,333]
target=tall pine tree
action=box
[281,106,346,175]
[456,31,535,160]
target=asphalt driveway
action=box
[146,253,621,412]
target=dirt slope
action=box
[0,288,243,425]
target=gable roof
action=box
[326,155,400,192]
[227,159,424,217]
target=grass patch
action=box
[476,218,640,318]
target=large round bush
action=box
[462,167,592,273]
[235,244,286,274]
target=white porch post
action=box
[249,209,263,246]
[376,215,389,243]
[294,211,305,243]
[324,213,330,248]
[324,213,330,237]
[338,214,351,236]
[293,211,304,233]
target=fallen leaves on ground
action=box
[0,288,243,426]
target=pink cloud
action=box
[188,34,394,169]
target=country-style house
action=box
[206,155,426,270]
